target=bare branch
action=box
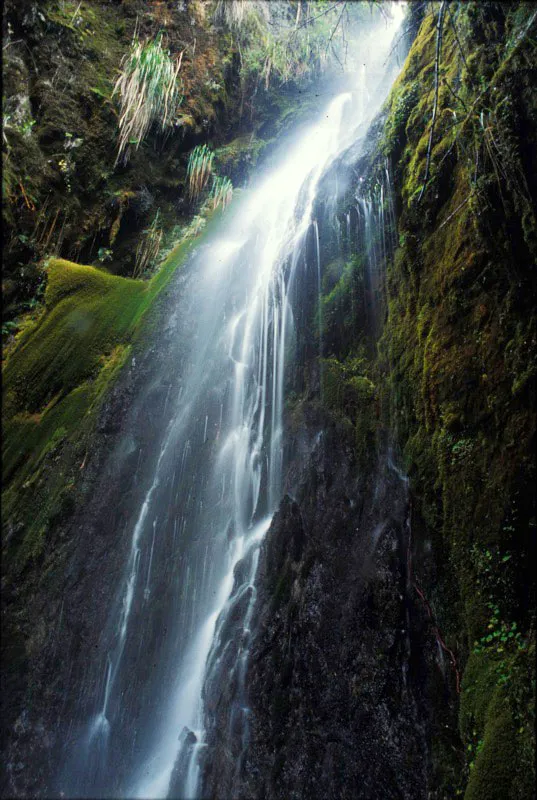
[446,2,472,79]
[442,76,468,112]
[290,2,341,37]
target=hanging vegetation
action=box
[213,0,269,31]
[113,35,183,164]
[209,175,234,211]
[187,144,215,199]
[213,0,378,89]
[133,208,163,278]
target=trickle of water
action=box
[313,218,323,372]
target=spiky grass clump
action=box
[187,144,215,199]
[113,35,183,164]
[134,209,163,278]
[209,176,233,211]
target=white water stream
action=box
[64,6,405,798]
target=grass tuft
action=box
[113,35,184,164]
[187,144,215,199]
[208,175,233,211]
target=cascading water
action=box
[59,6,406,799]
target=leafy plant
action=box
[113,35,184,164]
[97,247,113,263]
[214,1,381,90]
[187,144,215,199]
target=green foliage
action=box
[217,1,383,90]
[97,247,113,263]
[322,254,365,358]
[321,352,376,464]
[113,35,183,164]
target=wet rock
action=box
[202,419,432,800]
[168,727,198,797]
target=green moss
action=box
[460,645,535,800]
[321,353,377,466]
[3,260,144,416]
[213,134,267,182]
[465,690,517,800]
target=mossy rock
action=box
[374,5,536,793]
[3,259,146,417]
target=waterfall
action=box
[58,7,405,799]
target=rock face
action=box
[202,416,439,800]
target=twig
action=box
[418,0,447,203]
[413,578,461,693]
[289,2,340,38]
[70,1,82,27]
[383,26,417,65]
[18,181,36,211]
[442,77,468,112]
[43,208,61,251]
[437,195,470,230]
[446,2,473,82]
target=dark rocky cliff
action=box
[202,416,435,800]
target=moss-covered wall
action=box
[373,3,536,797]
